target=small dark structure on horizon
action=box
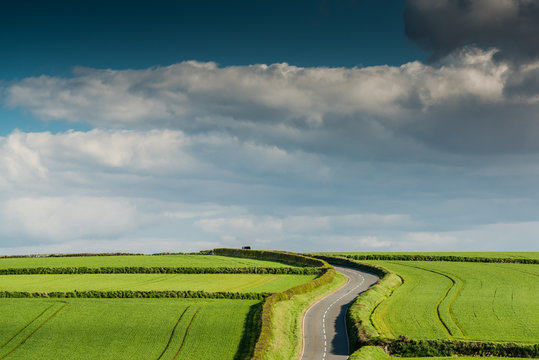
[242,246,251,250]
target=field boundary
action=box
[338,254,539,264]
[0,290,269,300]
[317,255,539,359]
[0,266,321,275]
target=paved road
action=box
[300,265,379,360]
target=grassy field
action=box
[363,261,539,343]
[321,252,539,260]
[0,273,317,293]
[0,298,256,360]
[0,254,305,269]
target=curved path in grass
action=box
[300,265,379,360]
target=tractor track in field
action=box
[157,306,191,360]
[0,301,67,359]
[172,305,203,360]
[389,262,465,338]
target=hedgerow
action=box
[213,248,327,268]
[0,266,322,275]
[383,338,539,358]
[340,254,539,264]
[0,290,269,300]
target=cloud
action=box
[6,49,539,157]
[1,196,139,242]
[1,52,539,253]
[404,0,539,61]
[0,128,537,253]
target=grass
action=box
[0,254,305,269]
[263,272,347,360]
[349,346,389,360]
[0,298,257,360]
[0,274,317,293]
[364,261,539,343]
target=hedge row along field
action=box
[326,252,539,264]
[0,298,257,360]
[320,255,539,359]
[0,266,320,275]
[0,290,269,300]
[0,254,309,270]
[0,273,317,293]
[322,252,539,261]
[349,346,532,360]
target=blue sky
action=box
[1,0,538,254]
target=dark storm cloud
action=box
[404,0,539,61]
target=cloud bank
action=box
[5,49,539,158]
[2,45,539,253]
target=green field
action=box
[0,273,316,293]
[364,261,539,343]
[0,254,304,269]
[0,298,256,360]
[322,252,539,260]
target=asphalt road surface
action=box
[300,265,379,360]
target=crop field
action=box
[0,298,257,360]
[0,254,305,269]
[0,273,316,293]
[363,261,539,343]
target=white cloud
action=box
[1,196,139,241]
[3,49,515,128]
[1,50,539,253]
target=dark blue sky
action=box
[0,0,424,80]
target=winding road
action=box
[300,265,379,360]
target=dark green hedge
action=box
[213,248,335,360]
[0,251,209,259]
[342,254,539,264]
[314,255,387,277]
[0,290,268,300]
[213,248,328,268]
[0,252,144,259]
[0,266,322,275]
[381,338,539,358]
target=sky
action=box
[0,0,538,254]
